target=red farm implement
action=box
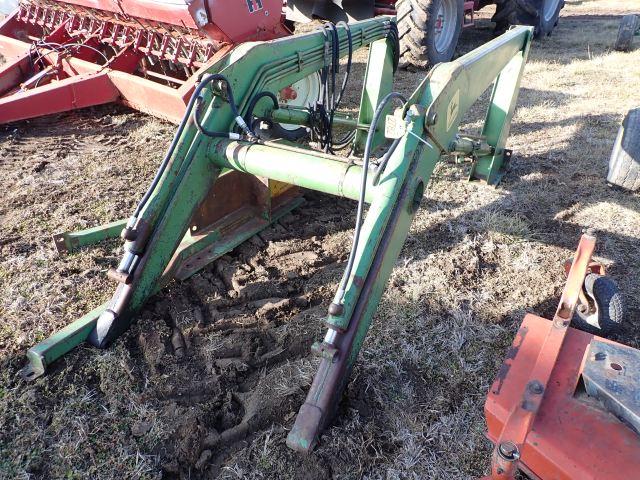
[0,0,289,123]
[484,233,640,479]
[0,0,564,125]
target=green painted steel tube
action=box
[52,218,127,254]
[210,140,375,203]
[269,107,365,130]
[21,302,108,379]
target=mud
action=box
[118,192,356,477]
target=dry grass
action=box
[1,0,640,478]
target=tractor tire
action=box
[492,0,564,38]
[607,108,640,191]
[572,274,624,337]
[614,14,638,52]
[397,0,463,69]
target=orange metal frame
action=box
[484,234,640,479]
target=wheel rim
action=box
[576,297,600,329]
[543,0,561,23]
[434,0,457,54]
[277,73,321,131]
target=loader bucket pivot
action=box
[21,19,534,451]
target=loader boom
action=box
[21,18,533,451]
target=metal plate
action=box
[583,339,640,435]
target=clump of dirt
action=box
[139,194,355,477]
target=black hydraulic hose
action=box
[243,91,279,134]
[131,73,240,219]
[329,91,407,313]
[387,21,400,73]
[310,21,354,153]
[332,129,356,149]
[193,95,240,138]
[334,21,352,108]
[193,74,256,139]
[327,21,353,154]
[372,137,401,185]
[326,23,338,152]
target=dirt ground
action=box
[1,1,640,478]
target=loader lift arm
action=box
[21,18,533,451]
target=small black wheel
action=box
[493,0,564,38]
[614,14,639,52]
[572,274,624,337]
[397,0,463,69]
[607,108,640,191]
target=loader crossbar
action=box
[21,18,533,451]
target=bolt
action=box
[328,302,344,316]
[426,111,438,125]
[528,380,544,395]
[498,441,520,461]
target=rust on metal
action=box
[484,234,640,480]
[485,234,597,479]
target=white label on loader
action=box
[447,89,460,132]
[385,113,405,139]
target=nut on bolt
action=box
[328,302,344,316]
[498,441,520,461]
[426,110,438,125]
[528,380,544,395]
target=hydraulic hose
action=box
[372,137,401,185]
[131,73,245,221]
[93,73,252,346]
[309,22,354,153]
[243,91,280,135]
[193,74,255,140]
[334,21,352,109]
[329,91,407,317]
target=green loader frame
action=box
[21,18,533,452]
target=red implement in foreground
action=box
[0,0,289,123]
[484,234,640,479]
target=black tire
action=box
[572,274,624,337]
[492,0,564,38]
[397,0,463,69]
[614,14,639,52]
[607,108,640,191]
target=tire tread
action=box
[397,0,462,68]
[607,108,640,191]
